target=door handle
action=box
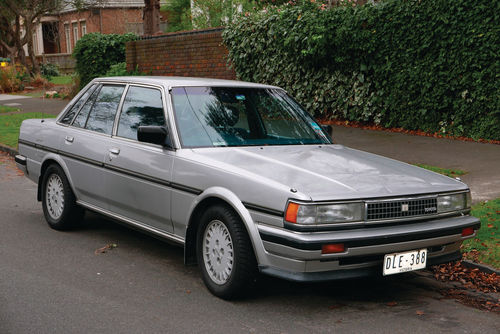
[65,136,74,143]
[109,148,120,155]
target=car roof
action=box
[95,76,280,89]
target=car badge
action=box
[401,204,409,212]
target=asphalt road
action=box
[1,153,498,334]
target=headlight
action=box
[285,202,363,225]
[437,192,470,213]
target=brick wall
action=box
[58,8,143,54]
[126,28,236,80]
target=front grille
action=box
[367,197,437,221]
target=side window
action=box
[60,84,96,124]
[116,86,165,140]
[85,85,125,134]
[72,85,100,128]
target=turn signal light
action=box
[321,243,345,254]
[461,227,474,237]
[285,202,299,223]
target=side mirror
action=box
[321,124,333,140]
[137,126,172,147]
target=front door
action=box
[103,85,175,233]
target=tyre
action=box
[196,205,257,299]
[41,164,84,230]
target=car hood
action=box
[190,145,467,201]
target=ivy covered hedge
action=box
[73,33,137,88]
[223,0,500,140]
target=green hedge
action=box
[73,33,137,88]
[223,0,500,140]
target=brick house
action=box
[33,1,165,56]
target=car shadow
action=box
[76,210,445,307]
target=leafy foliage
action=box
[73,32,138,88]
[223,0,500,140]
[104,62,143,77]
[162,0,193,32]
[40,63,60,80]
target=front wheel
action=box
[41,164,84,230]
[196,205,257,299]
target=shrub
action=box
[30,74,52,88]
[40,63,60,80]
[223,0,500,140]
[0,65,24,93]
[73,32,138,88]
[104,62,143,77]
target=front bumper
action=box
[256,215,480,282]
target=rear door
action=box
[60,83,125,209]
[103,84,175,233]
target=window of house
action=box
[117,86,165,140]
[72,22,79,46]
[85,85,125,134]
[81,21,87,36]
[64,24,71,53]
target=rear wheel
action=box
[197,205,257,299]
[41,164,83,230]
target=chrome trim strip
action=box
[364,194,438,203]
[112,84,130,136]
[18,139,202,195]
[170,182,202,195]
[77,200,185,245]
[243,202,283,217]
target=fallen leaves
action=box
[94,243,118,255]
[432,261,500,313]
[432,261,499,293]
[442,289,500,313]
[415,310,425,316]
[386,301,398,307]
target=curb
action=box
[0,143,18,157]
[462,260,500,276]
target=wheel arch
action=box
[184,187,266,267]
[37,154,77,202]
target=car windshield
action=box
[171,86,331,147]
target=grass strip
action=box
[463,199,500,269]
[414,163,467,178]
[0,105,20,113]
[0,112,55,148]
[49,75,73,85]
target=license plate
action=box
[383,248,427,276]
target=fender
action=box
[38,153,78,201]
[185,186,270,267]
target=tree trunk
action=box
[13,15,29,73]
[23,17,40,75]
[143,0,161,36]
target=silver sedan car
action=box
[16,76,480,299]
